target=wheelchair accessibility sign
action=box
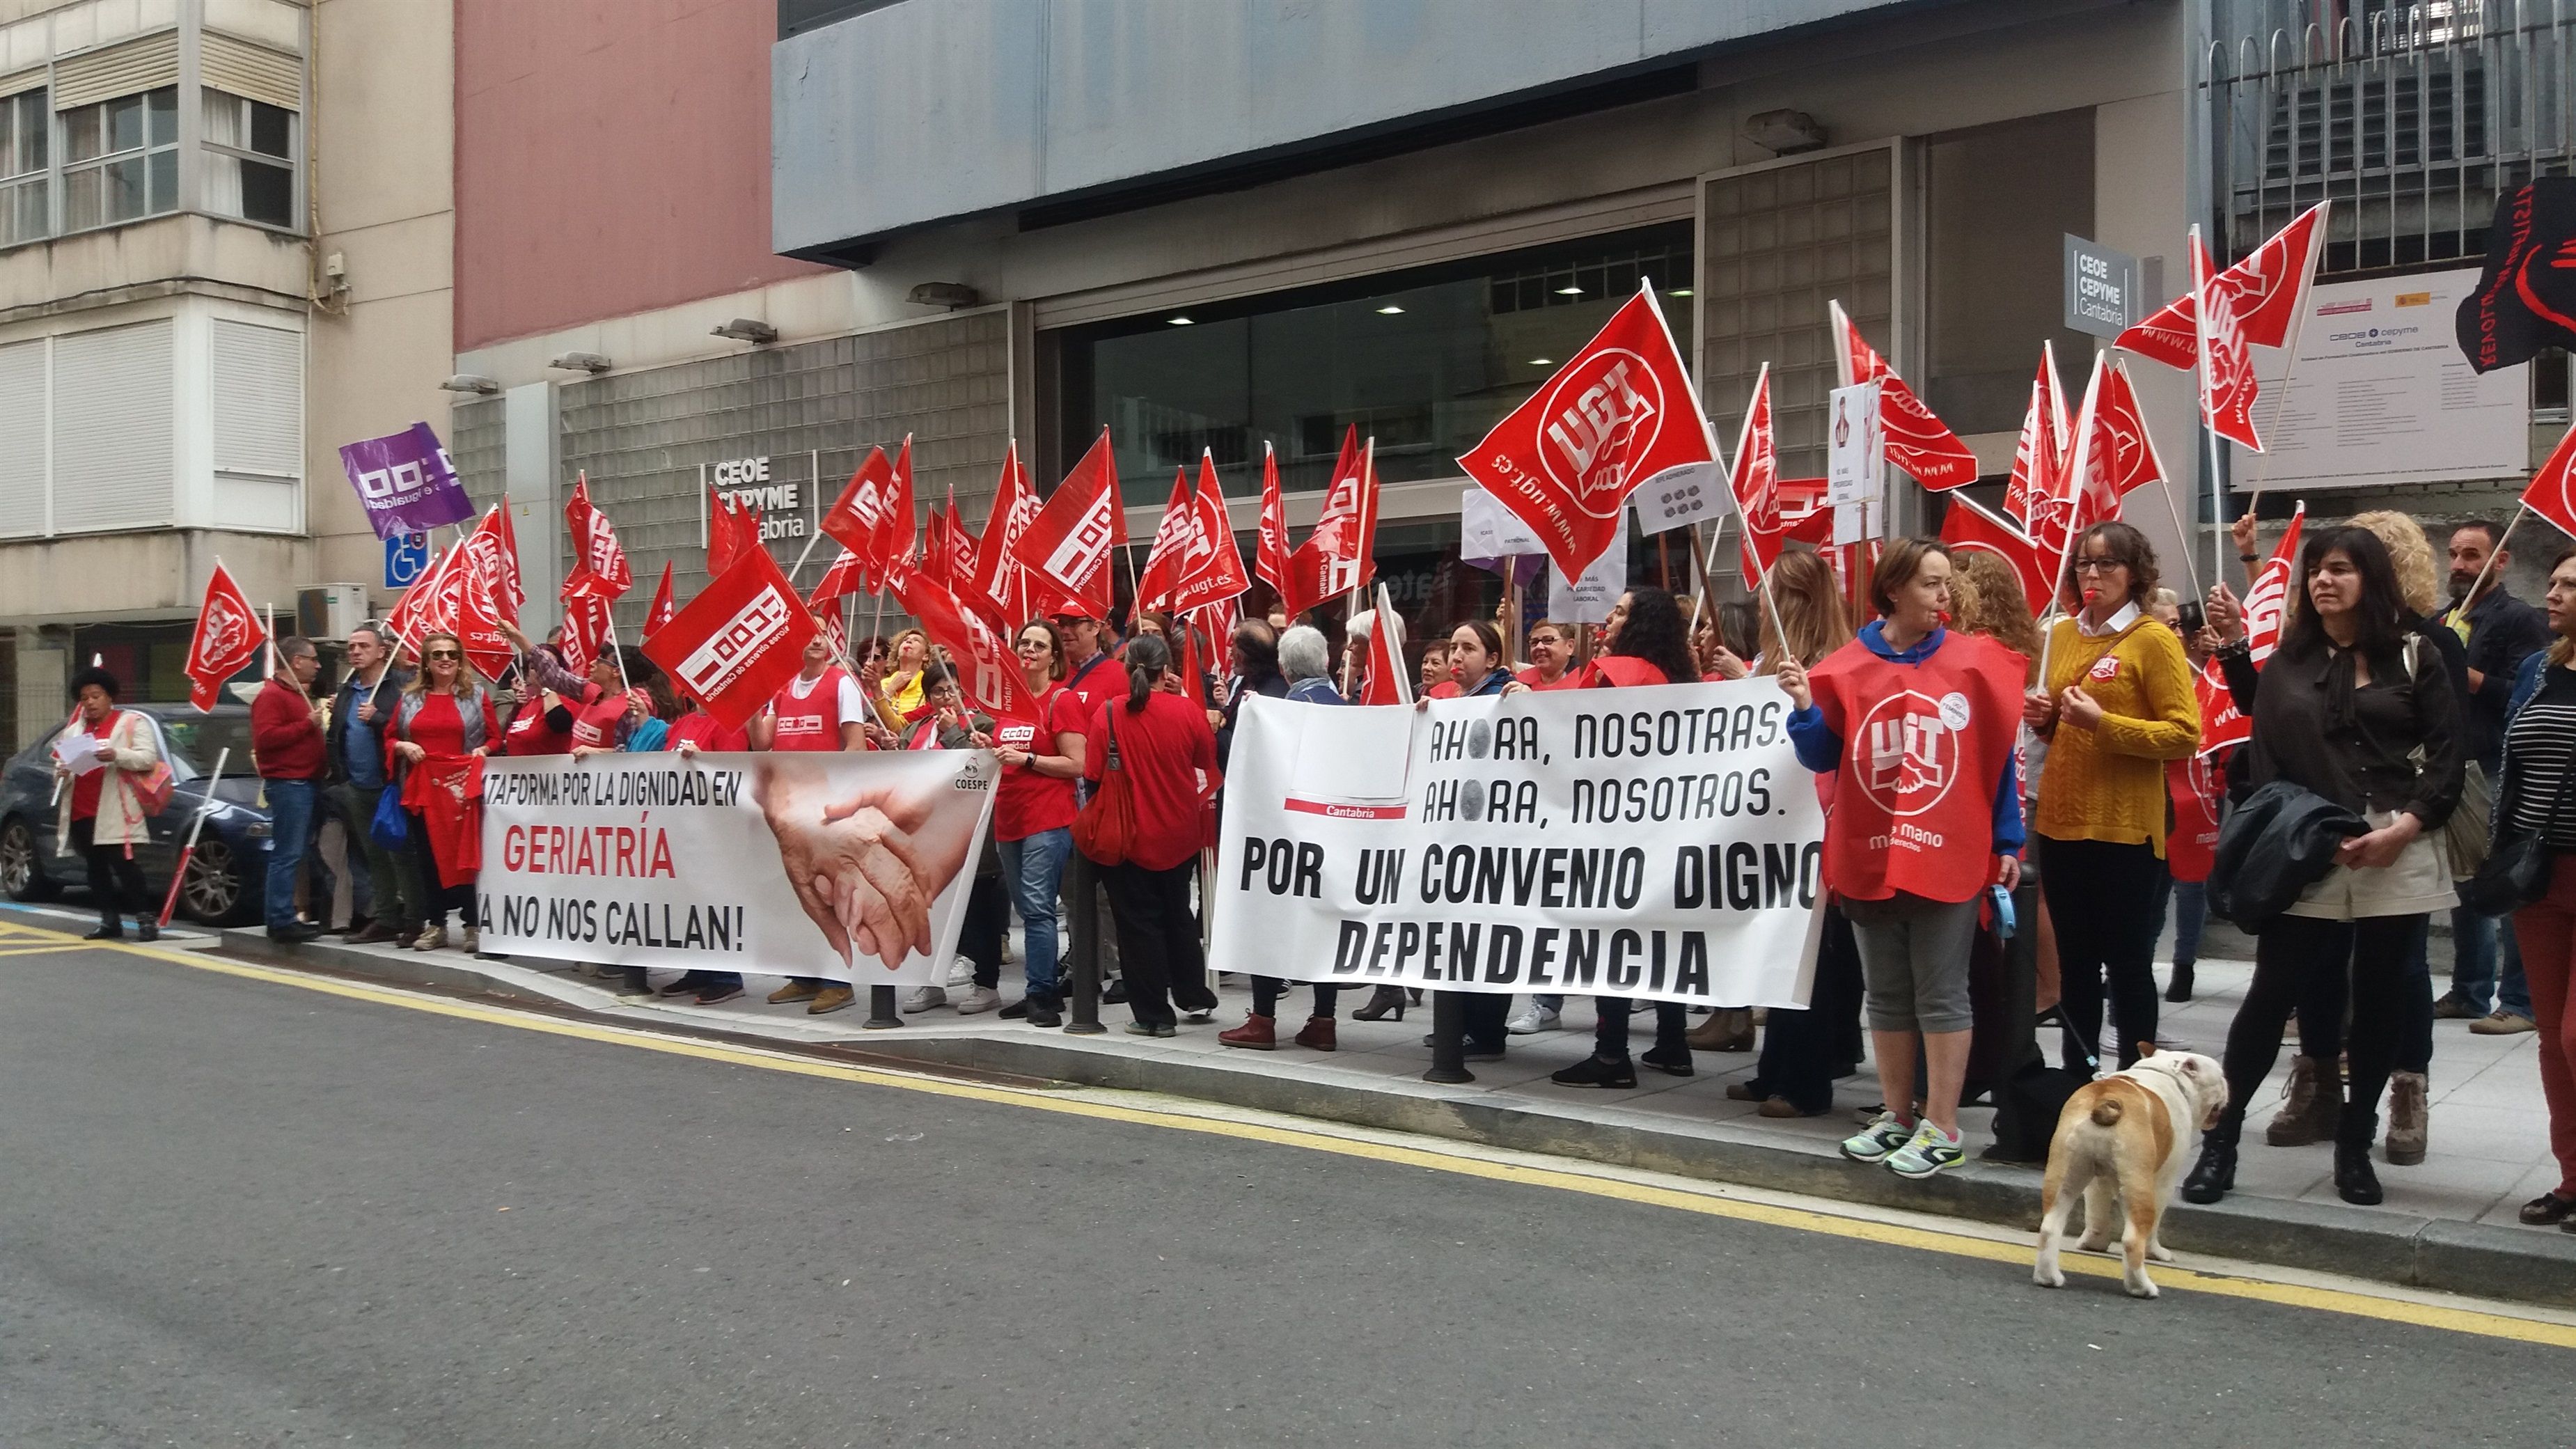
[383,531,432,590]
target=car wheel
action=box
[182,839,252,925]
[0,817,59,902]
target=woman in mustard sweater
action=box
[2023,521,2201,1071]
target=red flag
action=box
[561,474,633,601]
[939,485,977,585]
[1358,584,1412,706]
[895,567,1028,721]
[435,541,515,678]
[708,489,760,578]
[1728,364,1784,579]
[2196,657,2249,755]
[1136,467,1195,612]
[2117,202,2329,368]
[2192,227,2263,451]
[1309,426,1375,563]
[644,562,676,639]
[641,545,818,733]
[1177,618,1209,712]
[486,503,525,614]
[2522,418,2576,542]
[2001,345,2071,531]
[1169,452,1250,616]
[968,443,1039,628]
[2094,361,2169,501]
[810,548,865,609]
[1013,427,1124,620]
[183,561,265,710]
[1940,496,2051,614]
[2199,503,2307,753]
[1830,301,1979,489]
[383,546,448,654]
[918,501,952,589]
[1255,441,1291,604]
[2029,354,2133,601]
[1195,593,1241,655]
[559,591,608,677]
[879,434,919,573]
[822,446,900,574]
[1456,283,1716,579]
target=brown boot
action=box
[1686,1007,1755,1052]
[2384,1071,2428,1166]
[1293,1015,1337,1051]
[2264,1055,2341,1146]
[1217,1013,1277,1050]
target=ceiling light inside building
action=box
[1167,315,1194,325]
[1376,305,1405,315]
[1529,357,1553,366]
[1669,288,1695,297]
[1555,285,1584,296]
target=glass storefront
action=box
[1055,223,1694,502]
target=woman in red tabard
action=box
[494,620,622,757]
[1777,538,2027,1182]
[1081,634,1220,1036]
[751,613,881,1016]
[388,631,502,954]
[1511,619,1581,690]
[989,620,1084,1029]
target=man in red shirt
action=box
[754,613,874,1014]
[252,637,328,942]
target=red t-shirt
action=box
[400,691,502,763]
[1514,666,1580,691]
[992,684,1079,843]
[1083,691,1218,872]
[70,710,119,820]
[669,712,751,753]
[1424,681,1463,699]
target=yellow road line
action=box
[15,918,2574,1349]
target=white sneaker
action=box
[945,957,975,987]
[955,985,1003,1015]
[902,985,948,1013]
[1507,1004,1562,1035]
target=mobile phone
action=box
[2178,600,2206,635]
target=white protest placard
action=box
[1459,486,1546,558]
[1210,684,1826,1010]
[1826,380,1884,507]
[1548,506,1628,622]
[478,751,997,986]
[1629,451,1729,535]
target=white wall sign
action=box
[2232,267,2527,492]
[710,455,809,540]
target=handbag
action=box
[131,760,175,815]
[2442,759,2492,879]
[370,778,411,851]
[1071,710,1137,868]
[2460,739,2576,914]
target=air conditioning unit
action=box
[297,583,371,641]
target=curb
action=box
[221,930,2576,1310]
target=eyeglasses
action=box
[425,650,461,661]
[2071,558,2126,574]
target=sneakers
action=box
[1506,1003,1562,1035]
[411,924,448,953]
[1022,994,1062,1028]
[1638,1043,1695,1077]
[955,985,1003,1015]
[808,985,856,1015]
[1885,1120,1967,1178]
[1550,1054,1638,1088]
[2469,1011,2538,1036]
[2433,992,2481,1020]
[768,980,819,1005]
[1841,1111,1915,1164]
[901,985,948,1013]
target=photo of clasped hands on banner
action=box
[750,755,987,976]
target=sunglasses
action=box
[425,649,461,661]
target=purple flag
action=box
[340,422,473,540]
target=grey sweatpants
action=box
[1846,895,1979,1036]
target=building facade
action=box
[0,0,453,753]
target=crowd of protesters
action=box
[101,506,2576,1233]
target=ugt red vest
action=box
[1805,630,2026,904]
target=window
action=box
[1053,224,1695,499]
[1923,109,2095,438]
[0,90,45,246]
[203,88,293,228]
[61,86,176,232]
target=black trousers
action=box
[404,809,476,927]
[1102,859,1214,1027]
[71,817,146,927]
[1594,998,1688,1060]
[1434,990,1511,1049]
[962,873,1007,989]
[2292,913,2436,1076]
[2222,912,2420,1144]
[1251,977,1341,1017]
[2039,836,2166,1070]
[1751,905,1864,1113]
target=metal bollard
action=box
[1423,989,1473,1084]
[863,983,902,1029]
[1064,853,1105,1035]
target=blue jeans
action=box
[262,778,320,930]
[2153,875,2207,967]
[2449,904,2533,1019]
[997,827,1071,1001]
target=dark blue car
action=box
[0,704,272,925]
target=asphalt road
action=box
[0,936,2566,1448]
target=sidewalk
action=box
[210,921,2576,1308]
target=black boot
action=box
[2164,962,2194,1003]
[2183,1111,2241,1204]
[2334,1118,2384,1205]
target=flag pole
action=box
[2150,474,2205,603]
[2457,504,2528,616]
[2186,224,2232,591]
[787,526,826,583]
[601,603,633,694]
[157,746,228,928]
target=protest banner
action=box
[478,749,998,987]
[1209,681,1827,1010]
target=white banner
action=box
[1209,684,1826,1009]
[478,751,998,986]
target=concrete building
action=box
[448,0,2575,655]
[0,0,453,751]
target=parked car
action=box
[0,704,272,925]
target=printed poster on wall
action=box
[2233,267,2527,490]
[478,751,998,987]
[1209,684,1827,1010]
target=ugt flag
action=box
[1457,281,1716,581]
[340,422,473,540]
[184,562,265,711]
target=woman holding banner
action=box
[1445,622,1517,698]
[389,631,501,954]
[1777,540,2026,1178]
[1083,634,1220,1037]
[1546,588,1703,1088]
[1512,620,1579,691]
[989,622,1083,1029]
[2023,522,2199,1074]
[893,662,1010,1017]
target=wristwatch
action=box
[2238,553,2260,564]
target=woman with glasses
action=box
[389,632,501,953]
[2022,521,2200,1073]
[989,620,1085,1028]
